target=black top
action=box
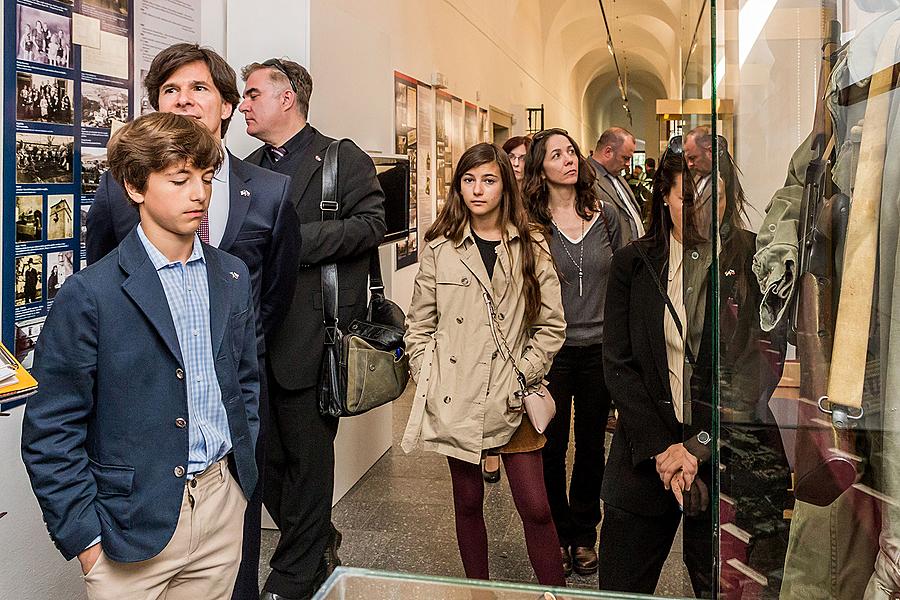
[471,230,501,281]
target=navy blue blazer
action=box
[85,152,299,352]
[21,229,260,563]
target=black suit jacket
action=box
[245,126,386,390]
[85,153,299,354]
[602,230,788,517]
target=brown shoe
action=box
[560,546,573,576]
[572,546,598,575]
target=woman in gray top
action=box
[523,128,621,577]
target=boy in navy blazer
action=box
[22,112,260,600]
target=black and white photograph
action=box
[16,132,73,184]
[15,195,43,243]
[82,82,129,128]
[15,254,43,307]
[81,146,108,195]
[47,194,74,240]
[14,317,45,370]
[46,250,74,301]
[16,5,71,68]
[83,0,128,16]
[17,72,74,125]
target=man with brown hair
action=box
[240,58,385,600]
[85,43,299,600]
[22,112,260,600]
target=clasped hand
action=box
[655,442,698,491]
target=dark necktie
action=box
[267,145,287,163]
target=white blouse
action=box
[664,234,687,423]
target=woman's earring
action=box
[664,202,669,206]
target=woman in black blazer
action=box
[597,150,790,597]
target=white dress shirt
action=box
[207,146,230,247]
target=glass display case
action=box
[313,567,688,599]
[665,0,900,597]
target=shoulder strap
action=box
[321,140,346,338]
[633,242,696,366]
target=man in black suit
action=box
[84,43,299,600]
[239,58,385,600]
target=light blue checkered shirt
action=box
[137,225,231,476]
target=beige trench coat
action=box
[400,225,566,464]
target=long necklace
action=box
[552,218,585,296]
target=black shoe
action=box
[560,546,573,576]
[324,523,342,576]
[482,463,501,484]
[260,593,301,600]
[572,545,599,575]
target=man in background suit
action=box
[239,58,385,600]
[85,43,299,600]
[590,127,644,247]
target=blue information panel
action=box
[2,0,133,410]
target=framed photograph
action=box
[81,146,108,195]
[16,132,73,184]
[82,0,128,16]
[15,254,43,306]
[14,317,45,370]
[47,194,75,240]
[16,72,74,125]
[15,195,43,243]
[46,250,74,301]
[16,5,72,69]
[82,82,129,129]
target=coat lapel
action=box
[287,131,330,212]
[219,153,252,252]
[204,249,232,358]
[118,231,183,366]
[459,240,494,298]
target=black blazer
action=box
[245,127,386,390]
[85,153,299,354]
[602,230,788,518]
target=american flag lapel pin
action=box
[315,155,322,161]
[240,189,250,197]
[230,271,239,280]
[725,269,736,277]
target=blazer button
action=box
[174,465,185,478]
[175,368,185,380]
[497,313,505,321]
[449,356,457,363]
[691,250,700,260]
[461,277,470,285]
[492,351,498,359]
[443,396,452,404]
[175,417,187,429]
[456,316,464,324]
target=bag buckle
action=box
[320,200,339,212]
[324,325,339,344]
[507,389,525,413]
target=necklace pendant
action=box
[578,270,583,297]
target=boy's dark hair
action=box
[107,112,223,204]
[143,43,241,135]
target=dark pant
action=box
[447,451,567,587]
[597,502,713,597]
[542,344,609,548]
[262,382,339,599]
[231,358,268,600]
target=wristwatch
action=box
[684,430,712,463]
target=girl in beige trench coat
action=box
[401,143,567,586]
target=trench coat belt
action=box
[401,338,437,454]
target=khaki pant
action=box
[84,459,247,600]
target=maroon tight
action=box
[447,450,566,586]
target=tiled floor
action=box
[260,386,693,597]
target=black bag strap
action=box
[633,241,696,366]
[320,139,386,338]
[321,140,345,342]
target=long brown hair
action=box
[521,129,601,232]
[424,143,544,326]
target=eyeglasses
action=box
[507,152,526,165]
[531,128,568,143]
[262,58,298,94]
[667,134,728,155]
